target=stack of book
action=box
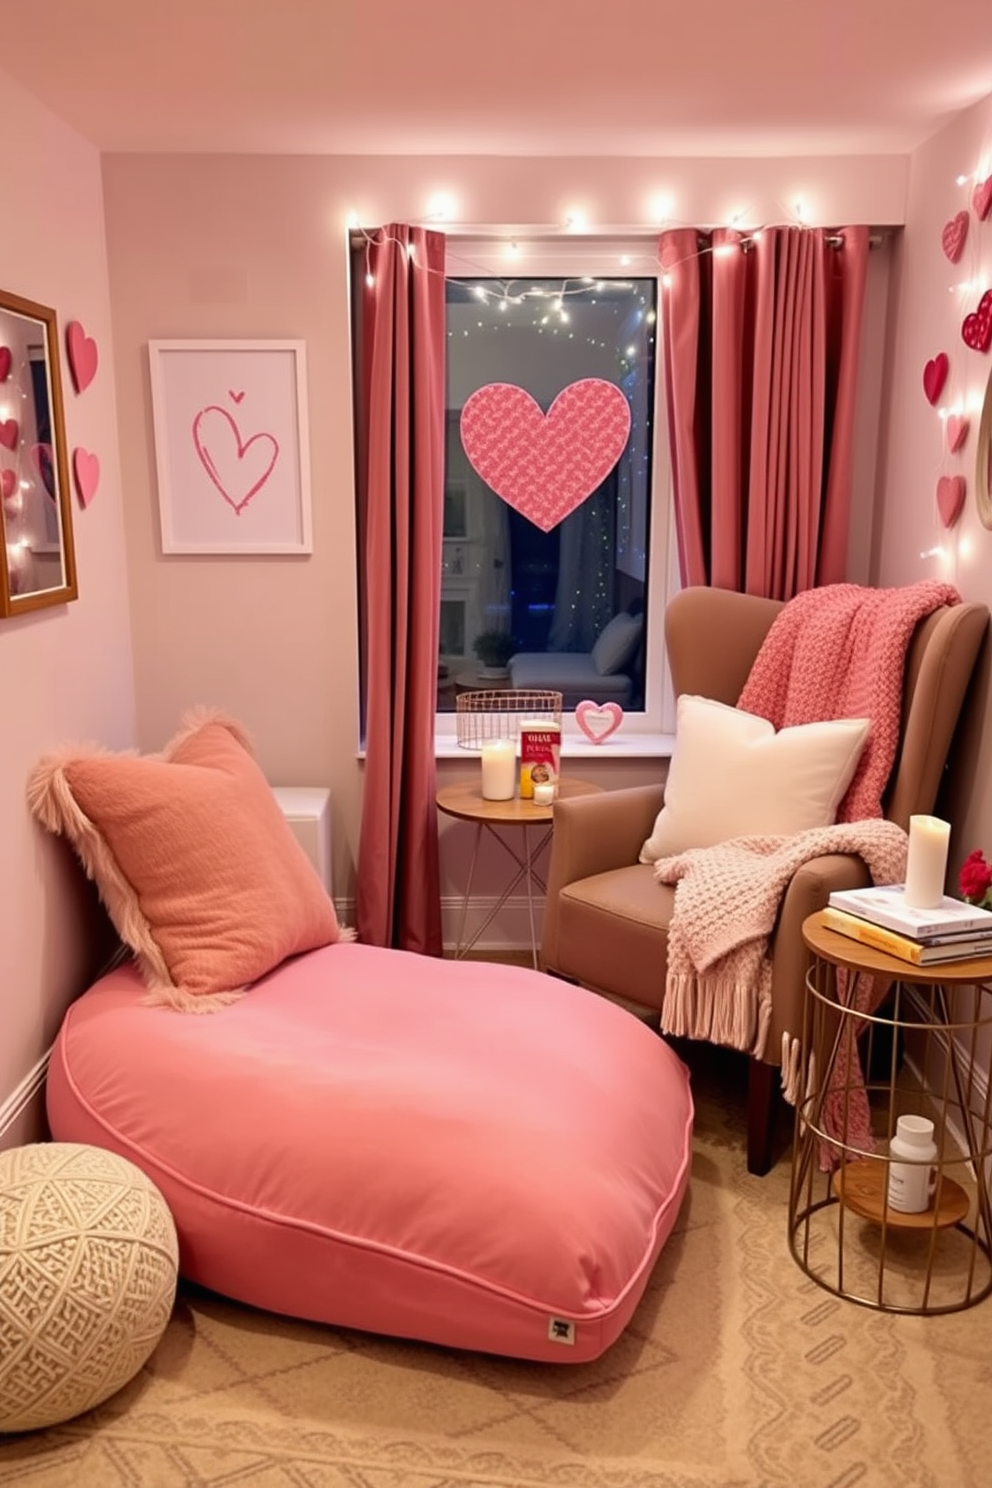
[824,884,992,966]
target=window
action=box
[437,240,674,741]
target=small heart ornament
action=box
[973,175,992,223]
[962,291,992,354]
[0,418,19,451]
[937,474,966,528]
[0,347,10,382]
[947,414,970,453]
[66,320,98,393]
[942,211,969,262]
[923,353,949,404]
[0,469,16,500]
[575,700,624,744]
[73,447,100,508]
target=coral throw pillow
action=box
[27,711,342,1010]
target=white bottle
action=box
[887,1115,938,1214]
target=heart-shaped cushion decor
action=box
[947,414,970,453]
[962,290,992,354]
[974,175,992,223]
[937,474,966,528]
[66,320,98,393]
[460,379,631,532]
[942,211,970,262]
[575,699,624,744]
[0,347,10,382]
[73,447,100,508]
[923,353,949,405]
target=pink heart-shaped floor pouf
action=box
[937,474,966,528]
[460,379,631,533]
[947,414,970,453]
[575,699,624,744]
[973,176,992,223]
[66,320,99,394]
[942,211,970,263]
[922,353,949,405]
[0,346,11,382]
[73,447,100,508]
[962,290,992,354]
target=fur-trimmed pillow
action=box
[27,710,344,1011]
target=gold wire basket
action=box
[455,689,563,751]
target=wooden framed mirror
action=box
[978,364,992,531]
[0,289,77,616]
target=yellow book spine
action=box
[822,906,925,964]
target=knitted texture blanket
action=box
[737,579,961,822]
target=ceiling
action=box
[2,0,992,158]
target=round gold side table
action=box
[788,911,992,1314]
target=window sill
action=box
[433,731,676,761]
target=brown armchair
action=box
[541,585,989,1175]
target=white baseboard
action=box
[0,1051,51,1150]
[335,895,538,954]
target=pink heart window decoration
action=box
[575,700,624,744]
[459,379,631,533]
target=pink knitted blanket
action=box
[737,580,961,821]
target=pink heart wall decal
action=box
[0,419,19,451]
[974,175,992,222]
[942,211,970,263]
[947,414,970,453]
[962,290,992,354]
[575,699,624,744]
[1,469,16,500]
[923,353,949,405]
[460,379,631,533]
[0,347,10,382]
[66,320,98,393]
[192,405,279,514]
[937,474,966,528]
[73,448,100,507]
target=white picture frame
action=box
[148,338,312,555]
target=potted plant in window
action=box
[472,628,517,680]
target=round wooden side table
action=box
[788,911,992,1314]
[436,776,602,969]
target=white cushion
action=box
[639,695,871,862]
[591,612,643,675]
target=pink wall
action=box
[0,72,135,1143]
[874,91,992,882]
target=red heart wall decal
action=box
[0,418,19,451]
[0,347,10,382]
[962,290,992,354]
[460,379,631,533]
[1,469,16,500]
[937,474,966,528]
[66,320,98,393]
[923,353,949,404]
[942,211,970,262]
[73,447,100,508]
[974,176,992,222]
[575,699,624,744]
[947,414,970,453]
[192,405,280,514]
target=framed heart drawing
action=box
[149,339,312,554]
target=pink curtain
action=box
[354,224,445,954]
[659,225,869,600]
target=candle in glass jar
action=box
[533,781,555,806]
[480,738,516,800]
[903,814,951,909]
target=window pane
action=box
[439,276,655,713]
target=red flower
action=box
[958,849,992,906]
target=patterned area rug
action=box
[2,1045,990,1488]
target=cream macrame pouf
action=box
[0,1142,178,1432]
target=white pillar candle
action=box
[903,814,951,909]
[480,738,516,800]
